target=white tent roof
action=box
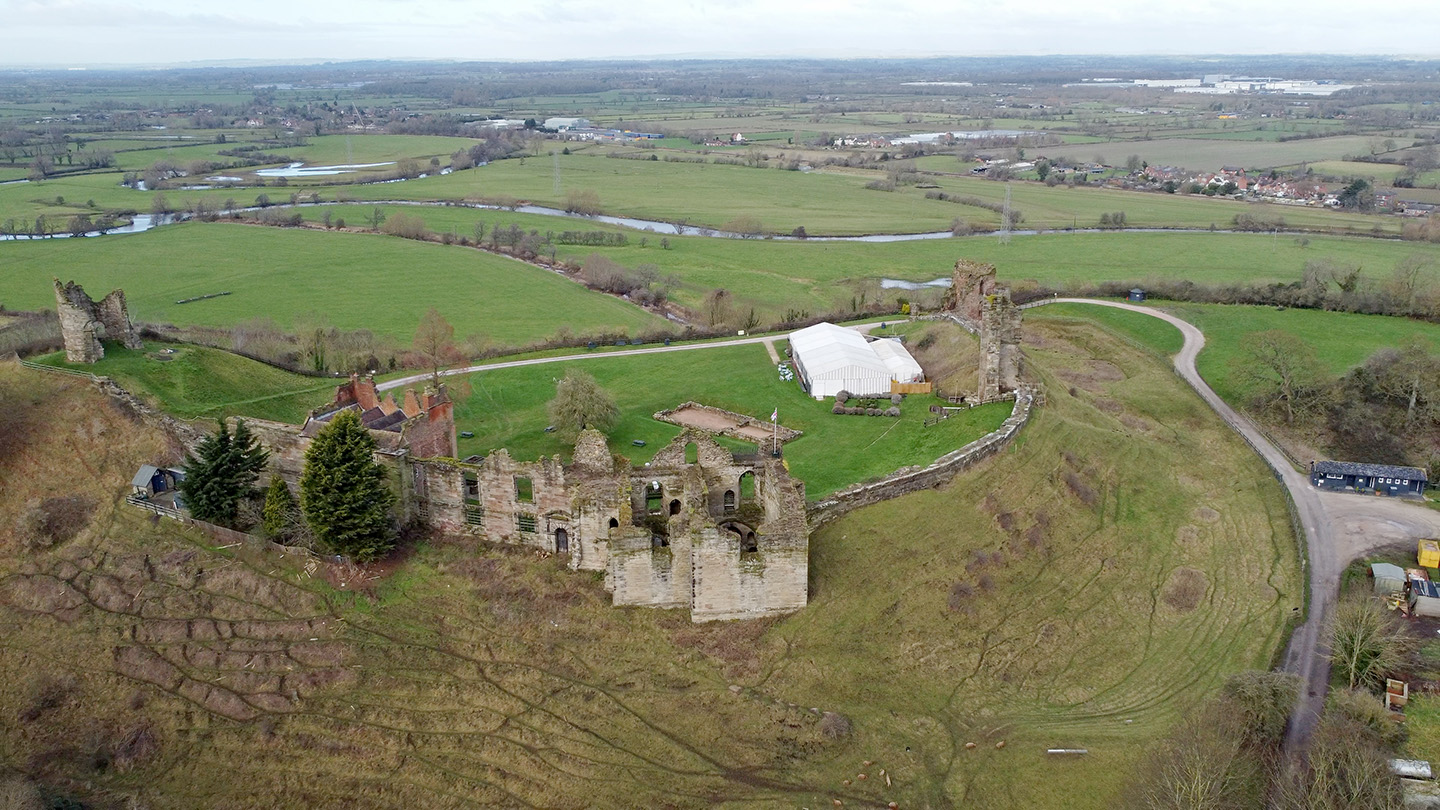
[871,338,924,382]
[789,322,892,381]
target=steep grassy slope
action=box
[0,310,1300,808]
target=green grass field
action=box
[1166,304,1440,403]
[1035,134,1393,171]
[512,227,1440,322]
[0,146,1405,237]
[34,341,333,423]
[452,337,1012,499]
[0,222,665,344]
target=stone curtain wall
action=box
[807,388,1038,528]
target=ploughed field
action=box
[0,311,1300,808]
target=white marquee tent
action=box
[789,322,924,399]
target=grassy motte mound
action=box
[35,341,332,423]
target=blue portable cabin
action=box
[1310,460,1427,497]
[1128,288,1146,302]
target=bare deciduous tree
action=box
[1235,330,1331,424]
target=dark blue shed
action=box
[1310,460,1427,497]
[1128,288,1146,302]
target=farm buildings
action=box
[1310,460,1428,497]
[788,322,924,399]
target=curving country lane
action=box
[1035,298,1440,749]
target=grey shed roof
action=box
[1314,460,1427,482]
[131,464,159,488]
[1372,562,1405,582]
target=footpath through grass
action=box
[455,339,1011,499]
[35,341,333,423]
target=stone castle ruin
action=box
[243,375,809,623]
[943,260,1023,402]
[53,278,142,363]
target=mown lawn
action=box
[34,341,333,423]
[453,339,1012,499]
[0,222,666,344]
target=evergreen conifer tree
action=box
[261,475,299,542]
[179,419,268,527]
[300,410,396,561]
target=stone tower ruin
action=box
[979,289,1023,402]
[944,259,998,325]
[53,278,141,363]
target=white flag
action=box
[770,407,778,422]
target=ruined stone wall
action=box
[54,280,104,363]
[96,290,142,351]
[808,388,1038,529]
[52,279,140,363]
[979,290,1023,402]
[944,260,998,325]
[239,419,312,484]
[401,398,456,459]
[239,417,412,521]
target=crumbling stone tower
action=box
[979,289,1023,402]
[53,278,141,363]
[944,259,998,325]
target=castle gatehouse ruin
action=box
[243,375,810,622]
[943,260,1023,402]
[53,278,142,363]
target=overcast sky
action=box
[2,0,1438,67]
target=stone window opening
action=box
[515,476,534,503]
[684,442,698,464]
[739,471,756,503]
[646,482,663,514]
[608,517,619,530]
[463,472,480,504]
[669,498,681,516]
[723,490,736,511]
[517,513,537,533]
[463,504,484,527]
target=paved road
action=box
[376,321,886,392]
[1040,298,1440,747]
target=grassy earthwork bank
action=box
[0,222,666,343]
[0,314,1300,808]
[763,314,1301,806]
[453,337,1012,500]
[34,342,333,424]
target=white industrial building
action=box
[788,322,925,399]
[542,117,591,131]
